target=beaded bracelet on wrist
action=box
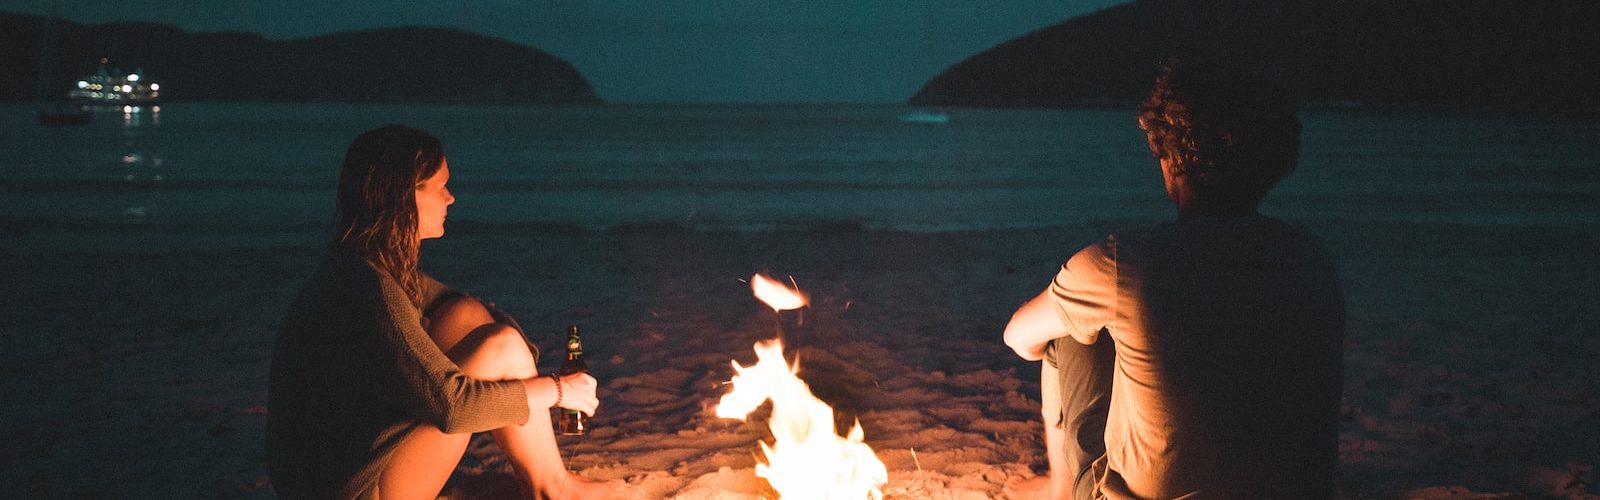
[549,373,563,408]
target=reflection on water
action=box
[119,106,163,222]
[119,147,164,182]
[121,105,160,129]
[117,106,163,220]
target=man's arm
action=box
[1005,236,1117,361]
[1003,288,1071,361]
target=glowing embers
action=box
[716,274,887,499]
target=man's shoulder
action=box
[1116,215,1323,246]
[1105,216,1337,280]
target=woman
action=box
[266,125,610,499]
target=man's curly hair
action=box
[1137,61,1301,205]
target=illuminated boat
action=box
[66,59,162,106]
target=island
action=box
[1,12,601,104]
[910,0,1599,114]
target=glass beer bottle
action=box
[555,324,588,435]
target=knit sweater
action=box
[265,249,531,499]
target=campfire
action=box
[715,274,889,499]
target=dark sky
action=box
[15,0,1129,103]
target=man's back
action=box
[1056,215,1343,498]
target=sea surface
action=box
[3,103,1600,498]
[2,102,1598,253]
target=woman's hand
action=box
[527,372,599,416]
[522,370,600,418]
[554,372,599,416]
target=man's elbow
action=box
[1002,325,1024,354]
[1002,322,1042,361]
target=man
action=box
[1004,61,1345,499]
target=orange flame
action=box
[717,339,887,499]
[751,273,808,312]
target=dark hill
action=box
[910,0,1600,114]
[1,12,600,103]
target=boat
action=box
[66,59,163,107]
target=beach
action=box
[2,103,1597,498]
[2,220,1596,498]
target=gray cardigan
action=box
[265,249,531,499]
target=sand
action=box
[1,218,1596,498]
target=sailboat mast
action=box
[36,0,61,103]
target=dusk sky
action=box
[13,0,1130,103]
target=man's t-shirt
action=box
[1049,215,1344,499]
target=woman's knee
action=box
[459,324,538,380]
[427,295,496,353]
[486,325,537,376]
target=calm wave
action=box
[3,103,1597,251]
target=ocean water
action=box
[3,104,1599,498]
[2,103,1597,253]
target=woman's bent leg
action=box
[377,322,522,499]
[455,326,575,496]
[492,397,573,498]
[378,301,532,500]
[427,299,611,499]
[462,326,611,499]
[378,426,471,500]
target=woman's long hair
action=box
[332,125,446,309]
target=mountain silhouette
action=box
[1,12,600,103]
[910,0,1599,114]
